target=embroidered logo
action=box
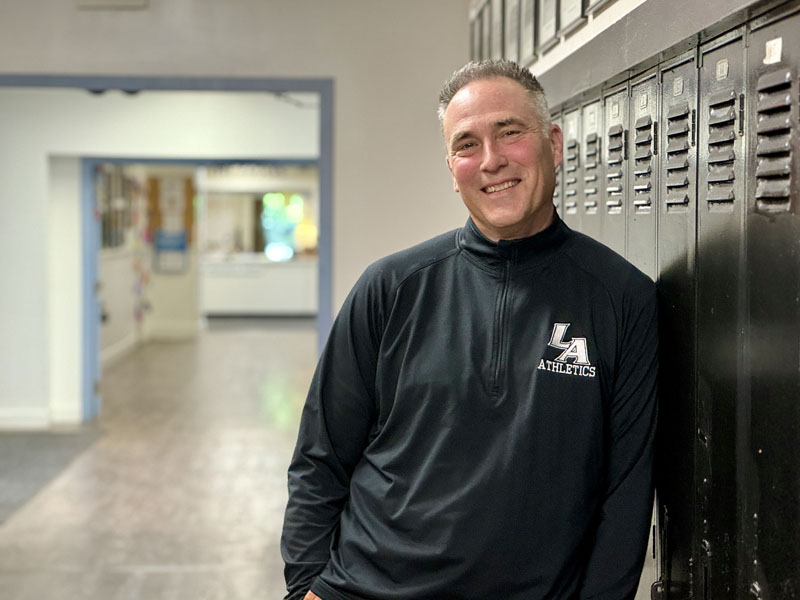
[537,323,597,378]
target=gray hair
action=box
[437,60,551,133]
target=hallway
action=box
[0,319,317,599]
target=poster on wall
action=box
[520,0,537,65]
[537,0,558,53]
[491,0,504,59]
[559,0,586,35]
[504,0,520,63]
[150,177,191,274]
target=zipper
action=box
[491,257,512,395]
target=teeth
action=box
[485,180,519,193]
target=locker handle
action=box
[691,109,696,147]
[738,94,745,136]
[653,121,658,155]
[623,129,629,161]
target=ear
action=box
[446,155,460,193]
[549,123,564,170]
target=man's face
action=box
[443,77,563,241]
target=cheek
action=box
[451,159,479,186]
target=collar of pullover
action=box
[457,214,570,272]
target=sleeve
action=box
[280,268,384,600]
[578,278,659,600]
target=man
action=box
[281,60,658,600]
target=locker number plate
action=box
[764,38,783,65]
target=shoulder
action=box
[359,228,461,293]
[559,227,656,309]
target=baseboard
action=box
[100,331,138,366]
[0,406,50,430]
[49,403,84,425]
[143,319,200,341]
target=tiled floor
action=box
[0,318,317,600]
[0,317,657,599]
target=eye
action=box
[502,129,522,138]
[455,141,477,154]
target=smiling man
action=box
[282,60,658,600]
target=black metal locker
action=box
[580,98,604,242]
[654,49,702,600]
[562,107,583,231]
[696,29,748,599]
[745,5,800,597]
[603,84,629,257]
[552,111,564,217]
[626,69,659,280]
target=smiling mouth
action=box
[483,180,520,193]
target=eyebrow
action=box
[449,117,529,149]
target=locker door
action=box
[697,30,748,600]
[603,85,629,257]
[745,8,800,597]
[552,111,564,218]
[580,99,604,242]
[626,70,659,280]
[562,108,583,231]
[654,51,700,600]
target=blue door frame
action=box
[0,75,334,422]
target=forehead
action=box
[443,77,538,134]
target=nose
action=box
[480,139,508,172]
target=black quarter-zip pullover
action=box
[282,216,658,600]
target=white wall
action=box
[0,0,471,304]
[0,89,319,428]
[0,1,470,427]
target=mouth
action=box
[483,179,520,194]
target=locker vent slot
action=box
[755,69,793,213]
[665,100,692,210]
[606,124,625,214]
[633,114,654,213]
[564,137,580,204]
[707,88,737,205]
[584,131,600,214]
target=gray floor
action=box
[0,319,317,600]
[0,318,656,599]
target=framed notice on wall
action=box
[504,0,520,63]
[537,0,558,53]
[520,0,537,65]
[559,0,586,35]
[491,0,504,59]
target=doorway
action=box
[0,76,333,424]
